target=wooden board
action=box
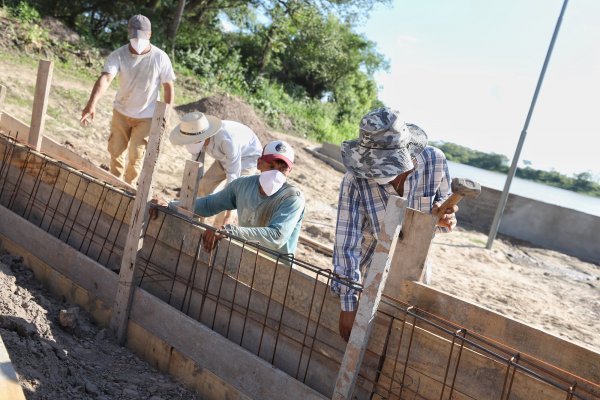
[29,60,53,150]
[0,113,30,142]
[0,335,27,400]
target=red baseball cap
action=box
[261,140,294,169]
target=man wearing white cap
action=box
[154,139,304,256]
[169,111,262,227]
[80,14,175,185]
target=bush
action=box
[11,1,41,23]
[176,46,248,94]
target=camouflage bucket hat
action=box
[341,107,428,179]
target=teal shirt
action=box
[172,175,305,256]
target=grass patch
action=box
[469,237,486,246]
[51,86,89,105]
[0,49,39,70]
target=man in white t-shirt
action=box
[170,111,262,226]
[80,14,176,185]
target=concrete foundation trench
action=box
[1,133,600,399]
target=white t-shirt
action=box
[103,44,176,119]
[204,121,262,183]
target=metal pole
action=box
[486,0,569,249]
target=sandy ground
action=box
[0,43,599,398]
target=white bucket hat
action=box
[169,112,222,145]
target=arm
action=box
[166,180,238,217]
[331,173,365,341]
[219,138,243,184]
[223,195,304,251]
[81,73,114,125]
[431,153,457,231]
[162,81,174,105]
[214,138,242,225]
[331,173,364,312]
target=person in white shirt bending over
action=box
[80,14,176,185]
[170,111,263,227]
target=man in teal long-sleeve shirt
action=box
[162,140,305,255]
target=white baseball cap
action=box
[261,140,294,169]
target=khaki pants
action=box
[107,109,153,185]
[199,160,257,226]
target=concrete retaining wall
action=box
[457,187,600,264]
[316,144,600,264]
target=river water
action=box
[447,161,600,218]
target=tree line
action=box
[7,0,389,143]
[433,141,600,197]
[5,1,598,197]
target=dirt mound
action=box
[41,17,80,45]
[175,94,275,145]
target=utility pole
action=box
[487,0,569,249]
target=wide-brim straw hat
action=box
[169,111,222,145]
[341,107,427,179]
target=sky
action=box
[357,0,600,178]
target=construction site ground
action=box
[1,17,599,398]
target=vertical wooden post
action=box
[178,151,205,217]
[0,84,6,115]
[29,60,54,151]
[109,101,171,344]
[332,195,407,400]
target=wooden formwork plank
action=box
[0,85,6,114]
[127,322,251,400]
[111,101,171,343]
[0,114,29,142]
[333,195,407,400]
[29,60,53,151]
[371,320,575,400]
[130,288,327,400]
[385,209,436,290]
[0,121,133,191]
[0,335,27,400]
[395,281,600,391]
[41,135,134,191]
[0,205,117,307]
[179,159,202,217]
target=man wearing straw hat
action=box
[80,14,175,185]
[330,107,458,341]
[169,111,263,228]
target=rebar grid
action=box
[361,295,600,400]
[0,134,133,269]
[137,206,359,386]
[2,132,599,399]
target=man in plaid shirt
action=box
[331,107,458,341]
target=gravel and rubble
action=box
[0,249,200,400]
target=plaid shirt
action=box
[331,146,452,311]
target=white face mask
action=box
[184,140,205,155]
[130,38,150,54]
[259,170,286,196]
[373,176,395,185]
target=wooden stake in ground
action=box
[110,101,171,344]
[29,60,53,151]
[178,151,205,218]
[0,84,6,115]
[332,195,407,400]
